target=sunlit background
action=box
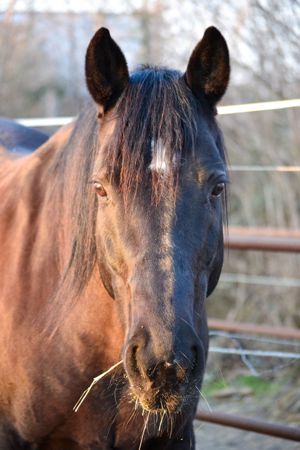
[0,1,299,447]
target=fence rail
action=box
[220,272,300,288]
[208,319,300,340]
[14,98,300,128]
[195,410,300,442]
[206,225,300,441]
[218,98,300,115]
[225,226,300,252]
[230,165,300,172]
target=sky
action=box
[1,0,146,14]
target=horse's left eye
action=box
[94,182,107,197]
[211,182,225,197]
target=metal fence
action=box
[13,98,300,443]
[198,226,300,443]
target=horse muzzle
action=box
[124,324,206,413]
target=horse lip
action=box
[138,388,184,414]
[128,375,190,414]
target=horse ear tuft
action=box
[85,28,129,111]
[185,26,230,106]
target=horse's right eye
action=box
[94,182,107,197]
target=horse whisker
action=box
[158,409,166,434]
[105,409,119,440]
[169,413,174,439]
[196,386,212,413]
[179,350,192,364]
[138,410,150,450]
[124,405,137,429]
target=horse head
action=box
[85,27,229,414]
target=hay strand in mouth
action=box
[73,360,123,412]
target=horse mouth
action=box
[129,383,188,414]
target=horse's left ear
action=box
[85,28,129,112]
[185,26,230,106]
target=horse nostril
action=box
[193,346,198,364]
[146,364,157,380]
[130,345,141,377]
[191,344,205,377]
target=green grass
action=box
[202,375,280,398]
[202,378,229,397]
[234,375,279,396]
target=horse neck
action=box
[0,119,124,376]
[34,123,76,268]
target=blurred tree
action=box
[0,0,299,326]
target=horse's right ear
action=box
[85,28,129,112]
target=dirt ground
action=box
[194,376,300,450]
[195,422,299,450]
[195,396,299,450]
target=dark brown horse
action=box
[0,27,229,450]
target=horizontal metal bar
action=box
[229,165,300,172]
[209,346,300,359]
[227,227,300,237]
[208,319,300,340]
[16,117,73,127]
[218,98,300,115]
[209,330,300,347]
[225,234,300,253]
[13,99,300,128]
[195,410,300,441]
[220,273,300,288]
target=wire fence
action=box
[220,272,300,288]
[8,96,300,441]
[209,347,300,359]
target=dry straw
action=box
[73,360,123,412]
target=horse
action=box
[0,26,230,450]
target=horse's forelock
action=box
[102,67,200,202]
